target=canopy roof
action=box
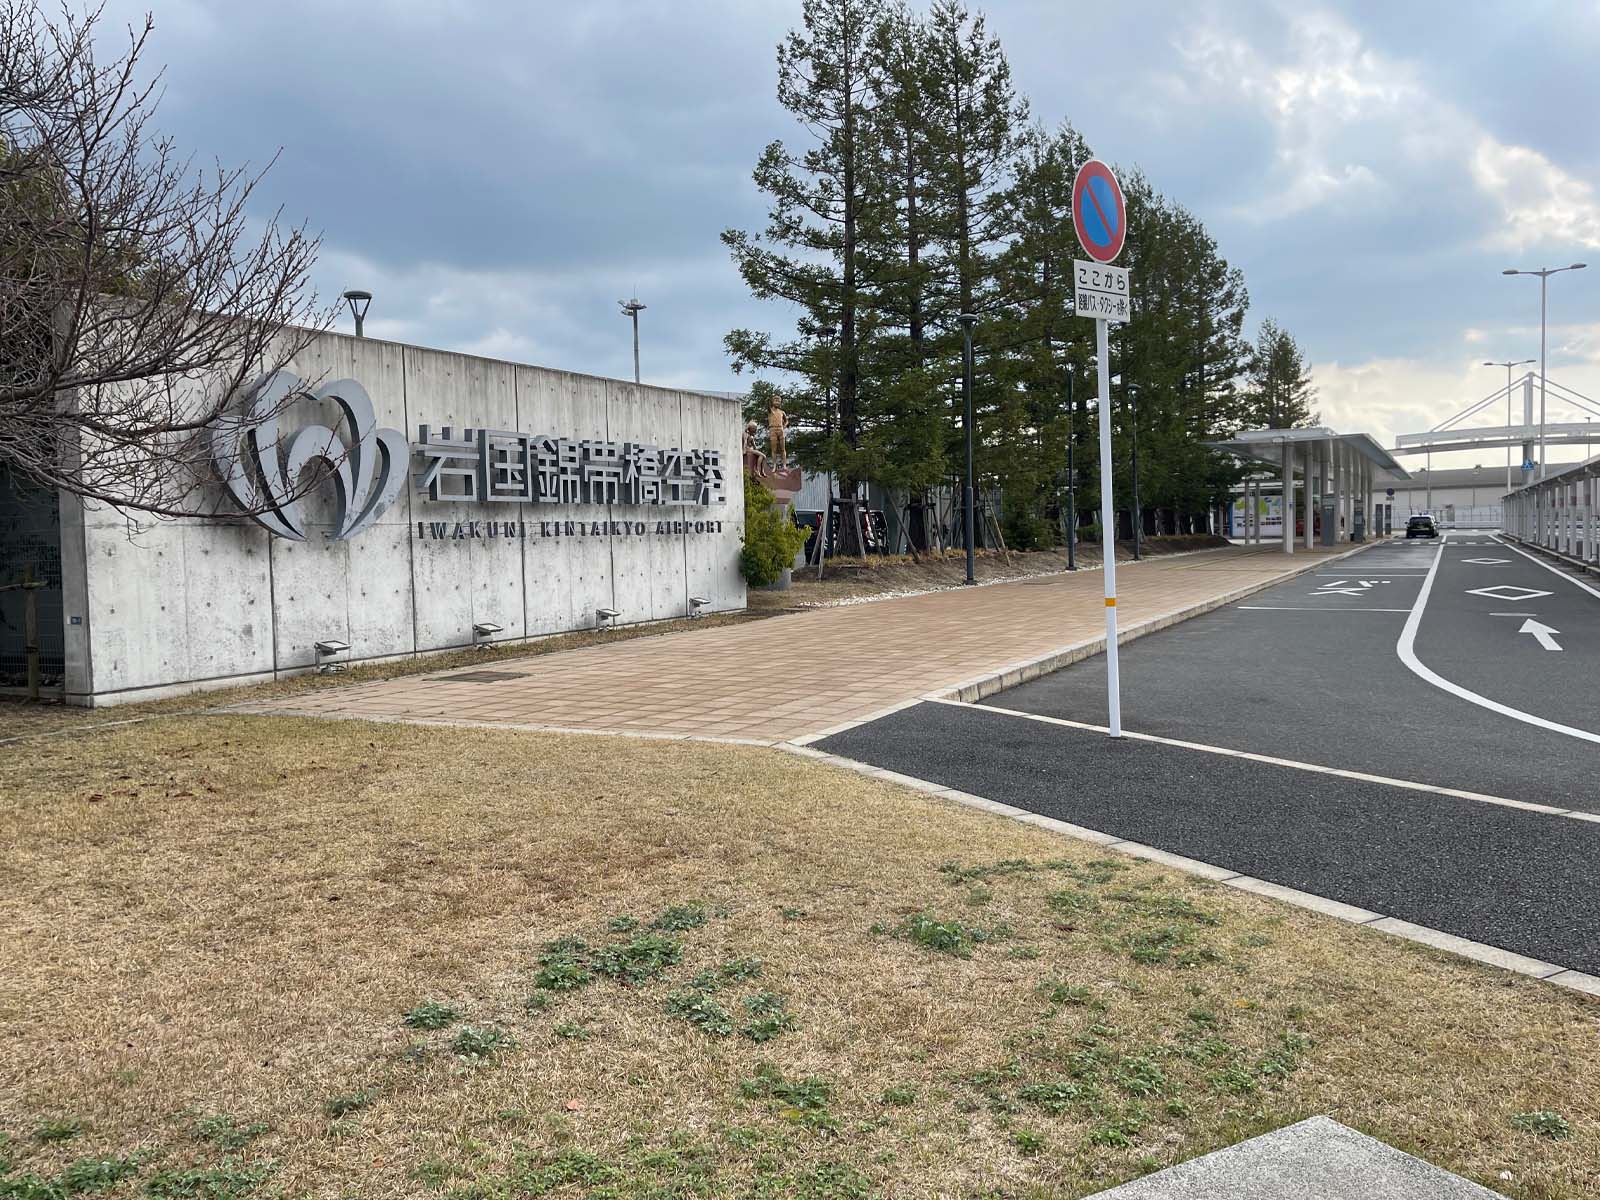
[1207,427,1411,479]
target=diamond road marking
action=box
[1462,557,1511,565]
[1466,585,1552,601]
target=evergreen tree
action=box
[1244,318,1319,429]
[722,0,888,551]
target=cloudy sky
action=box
[99,0,1600,468]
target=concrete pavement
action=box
[229,542,1362,743]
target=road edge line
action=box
[942,698,1579,819]
[773,742,1600,999]
[1495,534,1600,600]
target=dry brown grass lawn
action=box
[2,716,1597,1200]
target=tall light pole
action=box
[959,312,977,585]
[619,297,646,384]
[1483,358,1535,494]
[1503,263,1586,483]
[1064,364,1076,571]
[342,290,372,338]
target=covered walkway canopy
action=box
[1504,451,1600,560]
[1207,428,1410,554]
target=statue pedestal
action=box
[744,451,802,505]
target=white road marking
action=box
[1462,557,1511,565]
[936,697,1578,818]
[1466,584,1552,601]
[1492,535,1600,601]
[1489,612,1538,617]
[1396,542,1600,745]
[1519,619,1564,651]
[1238,606,1412,613]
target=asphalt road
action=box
[816,532,1600,974]
[988,533,1600,811]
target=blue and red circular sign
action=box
[1072,159,1126,264]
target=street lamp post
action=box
[1065,365,1076,571]
[1504,263,1586,542]
[619,297,646,385]
[1483,358,1535,494]
[342,290,372,338]
[959,313,977,585]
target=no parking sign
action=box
[1072,159,1126,263]
[1072,157,1133,737]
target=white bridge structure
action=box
[1391,372,1600,494]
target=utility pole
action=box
[619,297,646,384]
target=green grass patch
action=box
[194,1114,269,1151]
[891,913,1004,958]
[401,1000,461,1030]
[651,902,707,932]
[322,1089,377,1119]
[1512,1110,1571,1140]
[451,1026,514,1059]
[664,989,734,1036]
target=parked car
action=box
[1405,514,1438,539]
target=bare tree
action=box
[0,1,328,518]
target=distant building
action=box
[1370,465,1512,528]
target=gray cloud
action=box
[92,0,1600,457]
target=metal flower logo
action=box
[212,371,407,541]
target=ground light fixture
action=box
[314,638,350,673]
[473,621,503,647]
[342,289,373,338]
[596,606,621,630]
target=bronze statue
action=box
[768,397,788,469]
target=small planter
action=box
[757,567,793,592]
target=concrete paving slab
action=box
[228,543,1364,743]
[1086,1116,1506,1199]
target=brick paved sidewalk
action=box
[233,543,1361,743]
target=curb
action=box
[930,542,1375,704]
[776,742,1600,1001]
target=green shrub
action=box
[1002,505,1052,552]
[740,473,810,586]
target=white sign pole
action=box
[1094,315,1122,737]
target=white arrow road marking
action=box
[1311,579,1391,597]
[1519,619,1563,651]
[1396,543,1600,745]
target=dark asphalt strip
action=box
[981,544,1600,812]
[816,702,1600,975]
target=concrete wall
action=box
[59,330,744,705]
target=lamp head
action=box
[1502,269,1519,276]
[1572,262,1588,270]
[957,312,977,329]
[341,289,372,318]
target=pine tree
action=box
[722,0,888,552]
[1244,318,1319,429]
